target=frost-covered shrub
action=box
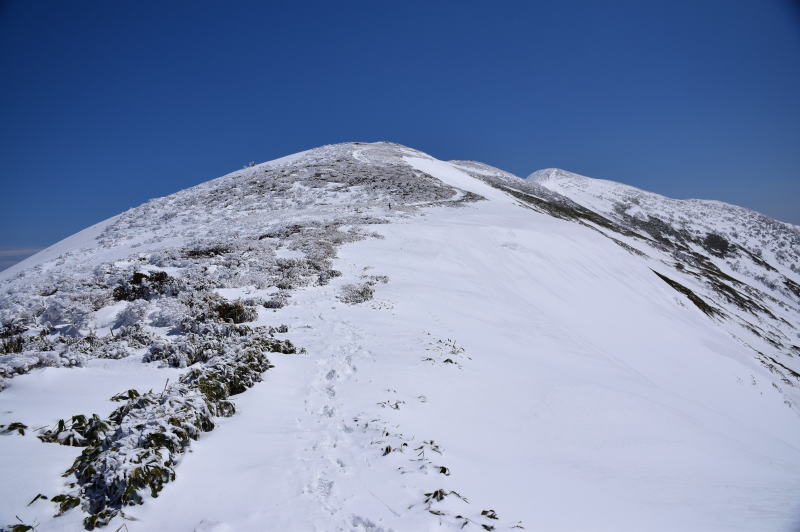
[272,258,309,289]
[112,326,154,349]
[246,335,302,355]
[39,414,111,447]
[0,349,85,379]
[185,245,230,258]
[42,340,276,529]
[1,321,27,339]
[317,268,342,285]
[258,224,304,240]
[95,344,130,360]
[339,283,374,304]
[113,300,149,329]
[263,290,290,309]
[214,301,257,323]
[149,297,188,329]
[38,297,92,335]
[88,327,153,360]
[1,335,23,354]
[145,326,299,368]
[112,271,179,302]
[39,300,69,328]
[66,388,215,527]
[1,326,155,376]
[0,321,28,354]
[144,336,222,368]
[263,297,285,309]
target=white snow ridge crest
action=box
[1,142,799,532]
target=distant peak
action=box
[528,168,587,183]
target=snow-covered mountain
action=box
[1,142,798,532]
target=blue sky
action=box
[1,0,799,268]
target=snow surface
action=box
[1,142,799,531]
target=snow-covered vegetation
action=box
[1,142,798,531]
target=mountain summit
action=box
[1,142,799,531]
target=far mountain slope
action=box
[449,163,800,395]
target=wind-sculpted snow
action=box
[1,142,799,531]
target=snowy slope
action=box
[526,168,800,386]
[531,167,800,282]
[1,143,799,532]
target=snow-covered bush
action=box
[339,283,374,304]
[214,300,257,324]
[41,332,278,529]
[39,414,111,447]
[112,271,180,302]
[263,292,288,309]
[113,300,149,329]
[148,297,188,329]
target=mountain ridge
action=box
[5,142,798,281]
[1,141,798,531]
[531,165,800,229]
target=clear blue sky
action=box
[1,0,799,266]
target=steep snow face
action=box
[1,143,799,532]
